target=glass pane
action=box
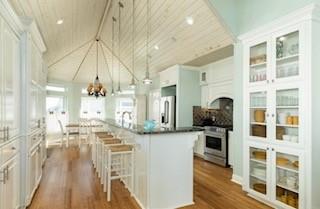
[276,152,299,208]
[250,42,267,83]
[276,31,299,79]
[276,89,299,143]
[249,147,267,195]
[250,92,267,138]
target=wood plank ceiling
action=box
[9,0,233,86]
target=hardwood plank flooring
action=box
[28,146,271,209]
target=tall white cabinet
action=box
[0,1,47,209]
[0,1,23,209]
[241,5,320,209]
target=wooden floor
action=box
[28,145,271,209]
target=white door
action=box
[245,141,271,200]
[0,155,19,209]
[270,146,304,209]
[2,22,20,139]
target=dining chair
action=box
[58,120,79,147]
[79,118,90,147]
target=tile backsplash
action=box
[193,106,233,126]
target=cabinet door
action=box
[247,88,270,141]
[271,147,304,209]
[271,83,302,147]
[30,84,38,130]
[2,22,20,139]
[246,37,271,87]
[29,148,37,196]
[246,142,270,199]
[0,156,19,209]
[272,24,303,83]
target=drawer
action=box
[29,133,41,149]
[1,139,19,164]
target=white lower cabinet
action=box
[194,133,205,157]
[245,142,303,209]
[0,154,20,209]
[27,142,42,204]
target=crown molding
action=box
[0,0,24,36]
[20,17,46,53]
[238,3,320,42]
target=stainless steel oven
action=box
[204,126,229,167]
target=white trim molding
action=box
[238,3,320,42]
[20,17,46,53]
[0,0,24,35]
[231,174,243,185]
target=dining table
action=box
[65,122,104,147]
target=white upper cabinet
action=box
[159,65,178,87]
[241,5,320,209]
[0,18,21,142]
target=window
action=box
[80,97,105,119]
[46,85,65,92]
[115,98,134,123]
[46,96,67,134]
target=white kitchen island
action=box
[101,120,203,209]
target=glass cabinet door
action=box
[249,147,268,196]
[275,31,299,79]
[275,88,299,144]
[250,91,268,139]
[249,42,268,83]
[275,152,300,208]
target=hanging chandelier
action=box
[87,39,106,98]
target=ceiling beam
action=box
[48,38,94,69]
[101,40,139,81]
[72,40,96,81]
[96,0,111,40]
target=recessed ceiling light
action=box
[186,16,194,25]
[56,19,64,25]
[154,45,159,50]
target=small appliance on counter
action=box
[160,96,176,128]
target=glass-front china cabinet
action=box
[240,6,320,209]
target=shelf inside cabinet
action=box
[251,122,267,126]
[250,174,266,182]
[250,158,266,165]
[277,183,299,194]
[276,106,299,109]
[250,106,267,109]
[277,164,299,173]
[276,54,299,62]
[250,62,267,68]
[277,124,299,128]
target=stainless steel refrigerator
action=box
[160,96,175,128]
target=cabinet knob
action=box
[272,114,275,117]
[272,79,275,83]
[266,147,270,150]
[11,147,16,150]
[272,148,275,151]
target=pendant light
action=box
[111,16,116,96]
[87,39,106,98]
[143,0,152,85]
[117,1,123,94]
[129,0,136,89]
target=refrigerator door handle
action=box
[165,100,169,124]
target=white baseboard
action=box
[231,174,243,185]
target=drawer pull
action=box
[11,147,16,150]
[0,170,5,184]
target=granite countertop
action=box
[103,119,204,135]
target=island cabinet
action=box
[103,120,203,209]
[241,5,320,209]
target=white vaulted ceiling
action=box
[9,0,233,85]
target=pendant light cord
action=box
[96,40,99,77]
[118,1,123,90]
[146,0,150,75]
[132,0,135,79]
[112,16,116,88]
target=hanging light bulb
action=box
[129,0,137,89]
[111,17,116,97]
[117,1,123,94]
[143,0,152,85]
